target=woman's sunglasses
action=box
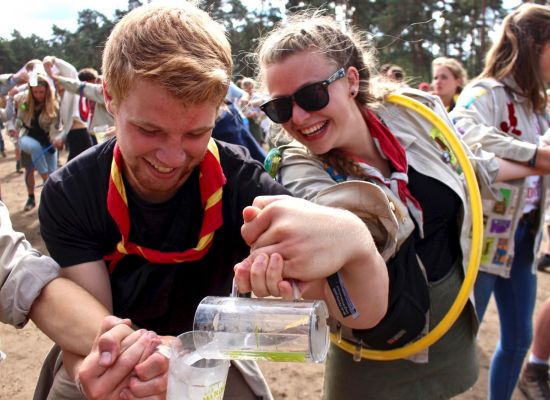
[260,68,346,124]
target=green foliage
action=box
[0,0,509,85]
[0,0,138,74]
[200,0,284,79]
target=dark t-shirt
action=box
[407,167,461,281]
[27,108,51,148]
[39,138,289,335]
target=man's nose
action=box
[157,140,187,166]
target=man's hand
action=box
[76,316,166,400]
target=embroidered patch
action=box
[460,88,487,109]
[500,102,522,136]
[430,127,461,174]
[489,218,512,234]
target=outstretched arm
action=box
[29,277,110,355]
[30,271,169,398]
[235,195,389,330]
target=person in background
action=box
[518,297,550,399]
[42,56,93,161]
[1,63,31,173]
[240,77,267,146]
[227,80,249,109]
[0,65,29,95]
[452,4,550,399]
[535,89,550,273]
[418,81,430,92]
[0,104,8,199]
[386,64,405,82]
[213,101,267,163]
[51,67,115,144]
[0,96,7,158]
[432,56,468,112]
[9,69,59,211]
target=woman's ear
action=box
[347,66,360,97]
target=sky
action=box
[0,0,169,39]
[1,0,524,41]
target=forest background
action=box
[1,0,549,86]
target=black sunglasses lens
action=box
[294,82,329,111]
[262,97,293,123]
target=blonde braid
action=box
[318,150,370,180]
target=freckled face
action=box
[264,51,360,155]
[107,78,218,203]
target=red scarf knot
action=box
[359,107,423,232]
[105,138,226,273]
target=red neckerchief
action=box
[358,107,423,224]
[104,138,226,273]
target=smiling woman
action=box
[246,10,545,400]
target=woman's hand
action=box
[236,195,389,329]
[240,196,373,281]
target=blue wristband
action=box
[327,272,359,319]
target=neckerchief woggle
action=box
[351,107,424,233]
[104,138,226,273]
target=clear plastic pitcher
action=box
[193,296,329,363]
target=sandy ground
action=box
[0,135,548,399]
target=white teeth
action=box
[154,165,173,173]
[301,121,326,136]
[148,160,174,173]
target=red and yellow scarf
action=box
[105,139,226,273]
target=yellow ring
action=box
[330,94,483,360]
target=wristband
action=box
[528,147,538,168]
[327,272,359,319]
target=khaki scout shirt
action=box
[453,77,550,278]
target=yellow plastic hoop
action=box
[330,94,484,361]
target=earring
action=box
[351,91,356,97]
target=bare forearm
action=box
[495,158,544,181]
[322,218,389,330]
[324,251,388,330]
[532,146,550,173]
[30,278,109,355]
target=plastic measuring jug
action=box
[193,296,330,363]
